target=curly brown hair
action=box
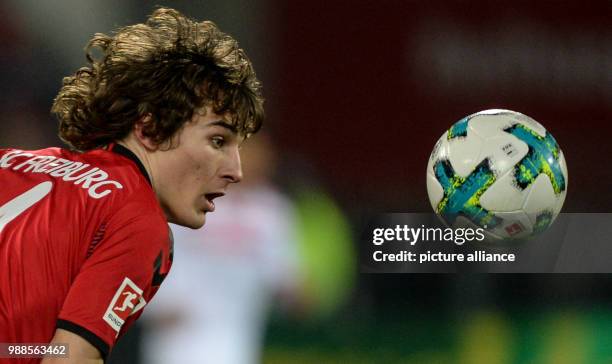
[52,7,263,151]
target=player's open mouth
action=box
[204,192,225,212]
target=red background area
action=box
[272,1,611,212]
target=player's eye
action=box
[211,136,225,149]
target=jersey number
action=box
[0,182,53,233]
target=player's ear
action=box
[133,114,159,151]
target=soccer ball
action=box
[426,109,568,240]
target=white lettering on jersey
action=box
[0,182,53,233]
[0,150,34,168]
[89,181,124,199]
[13,155,57,173]
[0,151,124,199]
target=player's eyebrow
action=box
[208,120,238,134]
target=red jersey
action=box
[0,144,173,361]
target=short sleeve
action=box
[57,198,172,358]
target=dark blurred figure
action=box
[142,134,306,364]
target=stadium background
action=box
[1,0,611,362]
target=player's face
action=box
[154,107,244,228]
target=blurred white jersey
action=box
[143,185,300,364]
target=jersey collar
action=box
[109,143,152,186]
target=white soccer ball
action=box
[426,109,568,240]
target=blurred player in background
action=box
[142,133,303,364]
[0,7,263,363]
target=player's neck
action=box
[116,137,155,187]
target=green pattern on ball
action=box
[435,159,502,228]
[504,124,566,194]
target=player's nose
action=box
[221,147,243,183]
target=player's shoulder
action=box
[76,146,152,192]
[1,145,163,217]
[84,146,167,228]
[79,146,164,217]
[0,146,64,159]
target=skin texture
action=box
[120,106,244,228]
[42,329,102,363]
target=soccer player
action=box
[0,7,263,364]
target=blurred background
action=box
[1,0,611,362]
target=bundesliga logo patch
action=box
[103,277,146,334]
